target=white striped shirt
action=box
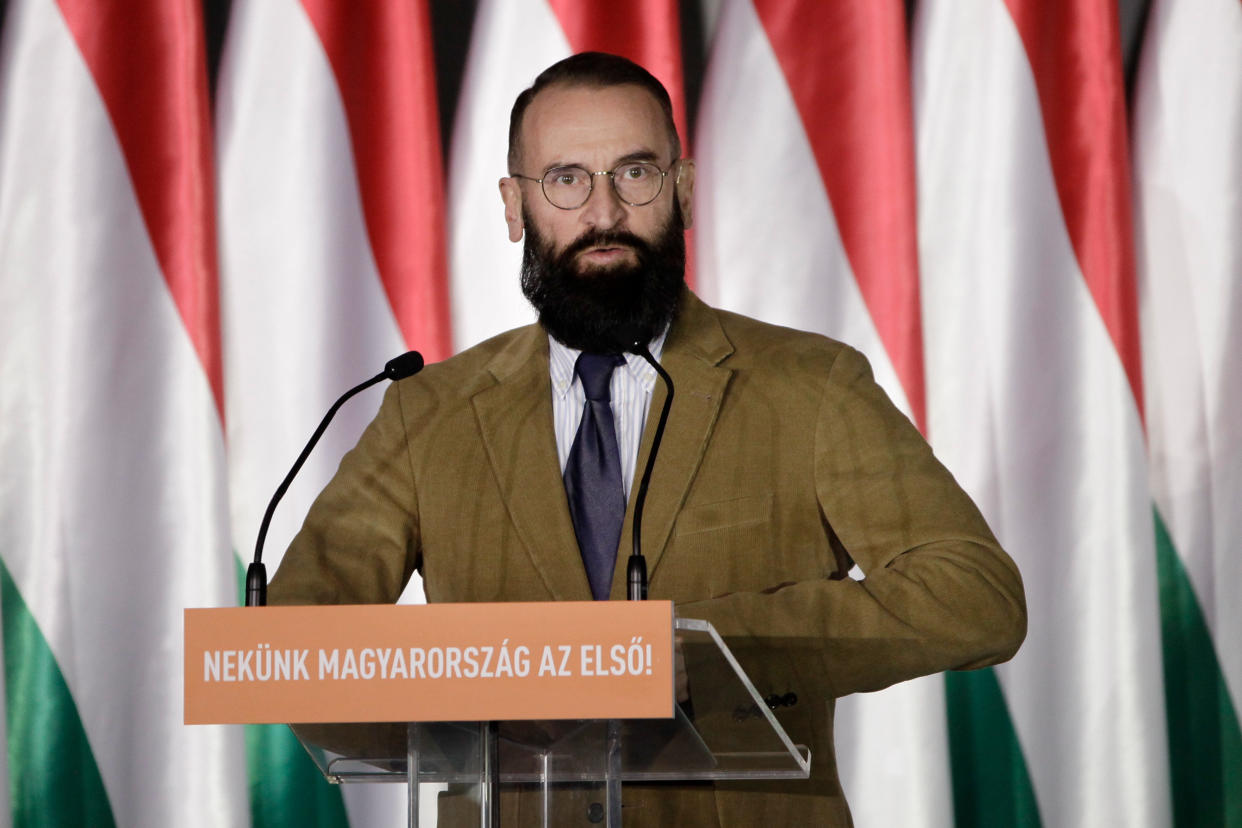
[549,328,668,499]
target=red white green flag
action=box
[1134,0,1242,823]
[215,0,450,824]
[0,0,245,824]
[914,0,1168,823]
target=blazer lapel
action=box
[472,328,594,601]
[614,292,734,593]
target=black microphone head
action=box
[384,350,425,380]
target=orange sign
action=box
[184,601,673,725]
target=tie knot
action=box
[575,352,623,402]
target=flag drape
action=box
[1134,0,1242,823]
[0,0,245,825]
[914,0,1168,824]
[215,0,448,823]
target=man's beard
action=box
[519,206,685,353]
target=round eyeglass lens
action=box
[542,167,592,209]
[612,162,664,205]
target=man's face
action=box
[501,82,694,264]
[499,82,696,351]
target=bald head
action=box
[507,52,680,173]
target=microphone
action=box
[616,330,674,601]
[384,350,426,381]
[245,350,425,607]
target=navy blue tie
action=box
[564,353,627,600]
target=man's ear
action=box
[499,177,525,242]
[674,159,695,229]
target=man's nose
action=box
[579,173,626,230]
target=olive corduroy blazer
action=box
[270,289,1027,826]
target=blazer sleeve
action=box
[677,346,1027,699]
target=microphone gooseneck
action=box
[246,350,424,607]
[627,341,674,601]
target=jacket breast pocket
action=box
[665,495,775,599]
[674,494,773,537]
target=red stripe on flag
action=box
[548,0,689,153]
[752,0,925,431]
[56,0,224,416]
[300,0,452,362]
[1003,0,1144,416]
[546,0,696,289]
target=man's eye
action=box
[620,165,649,180]
[548,169,583,187]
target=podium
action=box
[294,619,809,826]
[184,605,810,826]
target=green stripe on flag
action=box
[1154,508,1242,827]
[235,559,349,828]
[247,723,350,828]
[946,667,1041,828]
[0,559,116,828]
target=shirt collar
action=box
[548,326,668,400]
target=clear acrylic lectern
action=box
[293,619,811,827]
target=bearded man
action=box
[270,52,1026,826]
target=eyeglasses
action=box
[510,160,678,210]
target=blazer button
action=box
[587,802,605,823]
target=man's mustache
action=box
[561,229,651,263]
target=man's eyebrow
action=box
[615,150,660,163]
[542,149,662,172]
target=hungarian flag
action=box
[0,0,245,825]
[1133,0,1242,823]
[914,0,1169,823]
[447,0,686,351]
[693,3,948,825]
[215,0,449,824]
